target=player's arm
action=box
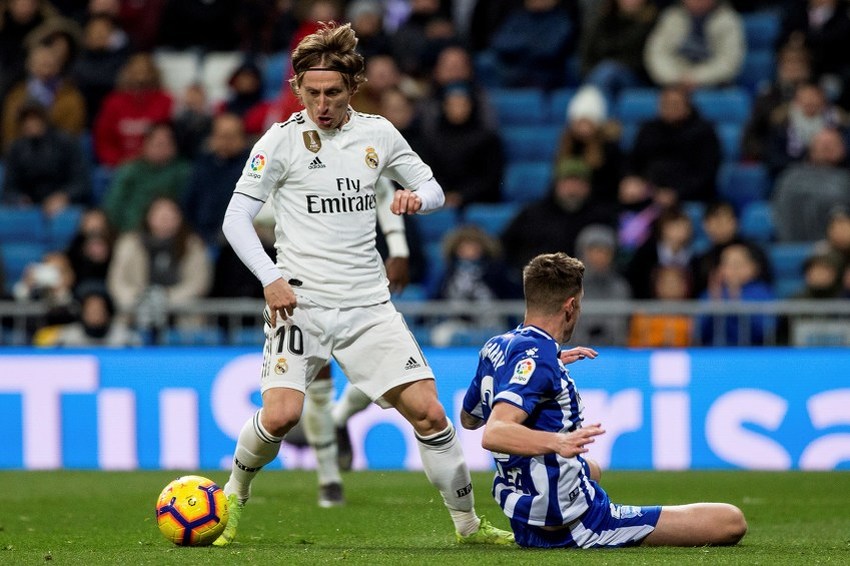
[222,192,296,324]
[460,409,484,430]
[391,177,445,215]
[375,177,410,293]
[482,402,605,458]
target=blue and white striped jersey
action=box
[463,325,597,527]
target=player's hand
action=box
[560,347,598,365]
[264,278,297,326]
[391,189,422,215]
[385,256,410,294]
[555,423,605,458]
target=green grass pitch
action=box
[1,470,848,565]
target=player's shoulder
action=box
[352,111,396,133]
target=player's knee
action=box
[261,406,301,438]
[408,399,448,435]
[715,504,747,545]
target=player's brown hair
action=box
[289,22,366,94]
[522,253,584,315]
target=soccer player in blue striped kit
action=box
[461,252,748,549]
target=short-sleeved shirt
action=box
[233,108,433,308]
[463,325,597,527]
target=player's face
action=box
[299,70,354,130]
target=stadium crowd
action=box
[1,0,850,348]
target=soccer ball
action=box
[155,475,229,546]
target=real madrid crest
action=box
[365,146,379,169]
[303,131,321,153]
[274,357,289,375]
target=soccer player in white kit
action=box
[212,22,514,546]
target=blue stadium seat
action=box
[693,88,752,124]
[739,200,775,243]
[502,161,552,203]
[500,125,561,163]
[91,165,114,205]
[716,123,743,161]
[163,327,225,346]
[229,327,264,346]
[717,162,772,213]
[1,242,47,290]
[681,201,708,249]
[743,10,781,50]
[618,121,640,152]
[263,51,288,100]
[547,87,577,122]
[737,50,776,95]
[488,88,547,126]
[463,202,521,236]
[422,241,445,297]
[614,88,659,123]
[409,208,459,244]
[47,206,84,250]
[394,283,427,302]
[768,242,814,281]
[0,207,46,244]
[0,162,4,201]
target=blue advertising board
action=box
[0,347,848,471]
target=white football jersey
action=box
[233,108,433,308]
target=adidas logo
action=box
[308,156,326,169]
[404,356,421,370]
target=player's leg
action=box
[303,364,344,507]
[331,382,372,470]
[641,503,747,546]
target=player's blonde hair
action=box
[522,253,585,315]
[289,22,366,94]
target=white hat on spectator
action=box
[567,85,607,125]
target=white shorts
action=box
[260,297,434,404]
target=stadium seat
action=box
[499,125,561,164]
[163,327,225,346]
[422,241,445,297]
[0,162,4,201]
[488,88,547,126]
[768,242,814,282]
[739,200,775,243]
[618,121,640,152]
[614,88,658,123]
[229,327,265,346]
[153,50,200,98]
[200,51,245,105]
[743,10,781,50]
[463,202,521,236]
[716,123,743,161]
[263,51,288,100]
[693,88,752,124]
[717,162,772,213]
[681,201,708,249]
[47,206,84,251]
[1,242,47,290]
[0,207,46,244]
[394,283,427,302]
[409,208,459,244]
[737,50,776,95]
[547,87,577,122]
[91,165,114,205]
[502,161,552,203]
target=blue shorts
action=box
[510,482,661,549]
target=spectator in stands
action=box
[217,60,265,119]
[502,158,616,279]
[556,85,624,205]
[777,0,850,106]
[777,250,845,345]
[234,0,298,54]
[617,174,663,260]
[93,53,173,167]
[571,224,632,346]
[103,122,191,232]
[345,0,392,60]
[693,201,771,296]
[0,0,57,101]
[107,195,212,328]
[420,82,503,208]
[350,54,404,116]
[629,84,721,204]
[1,43,86,151]
[380,86,429,160]
[2,101,91,215]
[158,0,239,51]
[172,82,213,159]
[53,284,141,346]
[579,0,658,105]
[25,15,81,75]
[475,0,574,89]
[392,0,456,79]
[629,265,694,347]
[182,113,251,246]
[644,0,745,89]
[796,252,844,299]
[12,250,78,330]
[467,0,522,54]
[813,204,850,272]
[764,82,849,175]
[625,206,699,299]
[698,242,776,346]
[742,43,812,162]
[211,213,275,301]
[772,127,850,241]
[65,207,115,293]
[430,224,520,346]
[71,14,130,127]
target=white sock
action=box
[226,410,282,503]
[331,384,372,427]
[303,379,341,486]
[416,422,480,536]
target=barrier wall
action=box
[1,347,848,471]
